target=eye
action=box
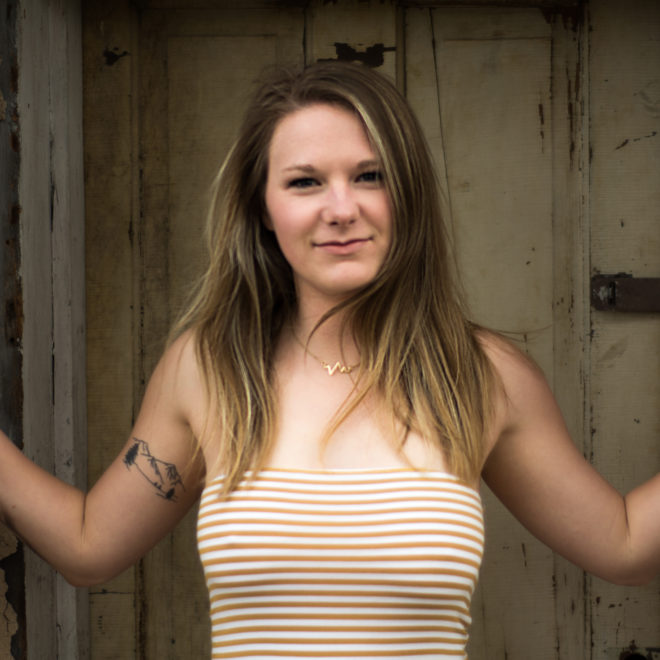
[287,177,319,189]
[357,170,384,184]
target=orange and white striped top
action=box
[197,468,484,659]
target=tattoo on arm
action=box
[123,438,185,502]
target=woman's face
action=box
[264,103,392,309]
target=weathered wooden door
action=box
[405,9,584,657]
[585,2,660,657]
[406,4,660,658]
[83,1,659,658]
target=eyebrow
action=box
[282,159,381,173]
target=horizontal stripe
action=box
[210,648,466,658]
[202,564,479,582]
[199,539,482,556]
[208,600,473,619]
[198,528,483,549]
[210,624,465,636]
[203,487,480,503]
[213,607,465,630]
[212,637,466,648]
[201,514,481,533]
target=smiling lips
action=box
[314,237,372,255]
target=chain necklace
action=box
[292,331,360,376]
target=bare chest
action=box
[266,366,449,473]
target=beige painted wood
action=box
[84,6,307,658]
[405,7,586,659]
[17,0,58,652]
[83,2,139,658]
[16,0,89,657]
[547,11,590,658]
[137,21,207,658]
[166,33,285,317]
[407,3,660,659]
[48,2,89,657]
[588,0,660,657]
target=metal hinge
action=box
[591,274,660,313]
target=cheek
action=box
[264,201,291,241]
[263,202,299,258]
[266,194,314,239]
[264,186,296,234]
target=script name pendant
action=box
[322,361,354,376]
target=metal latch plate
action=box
[591,274,660,313]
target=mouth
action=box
[314,238,371,248]
[313,237,372,256]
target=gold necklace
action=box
[292,332,359,376]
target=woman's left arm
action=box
[481,337,660,586]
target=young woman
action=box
[1,61,659,659]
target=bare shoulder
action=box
[158,329,202,379]
[158,329,204,384]
[476,329,550,399]
[140,329,207,427]
[130,329,208,487]
[474,329,558,458]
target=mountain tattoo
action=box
[123,438,185,502]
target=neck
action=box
[291,309,360,373]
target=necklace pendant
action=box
[323,361,352,376]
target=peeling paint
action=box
[636,79,660,117]
[103,47,129,66]
[320,42,396,68]
[0,545,26,658]
[540,4,584,33]
[599,337,628,365]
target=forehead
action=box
[267,103,376,166]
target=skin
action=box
[0,102,659,589]
[264,104,392,311]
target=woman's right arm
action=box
[0,332,206,586]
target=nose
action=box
[322,183,358,226]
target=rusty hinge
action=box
[591,274,660,312]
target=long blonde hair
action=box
[174,62,496,492]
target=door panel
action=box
[588,1,660,657]
[83,1,659,658]
[140,16,302,656]
[406,4,660,658]
[405,7,582,659]
[84,3,140,657]
[167,34,280,323]
[84,4,306,658]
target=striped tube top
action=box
[197,468,484,659]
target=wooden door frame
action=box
[10,0,89,658]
